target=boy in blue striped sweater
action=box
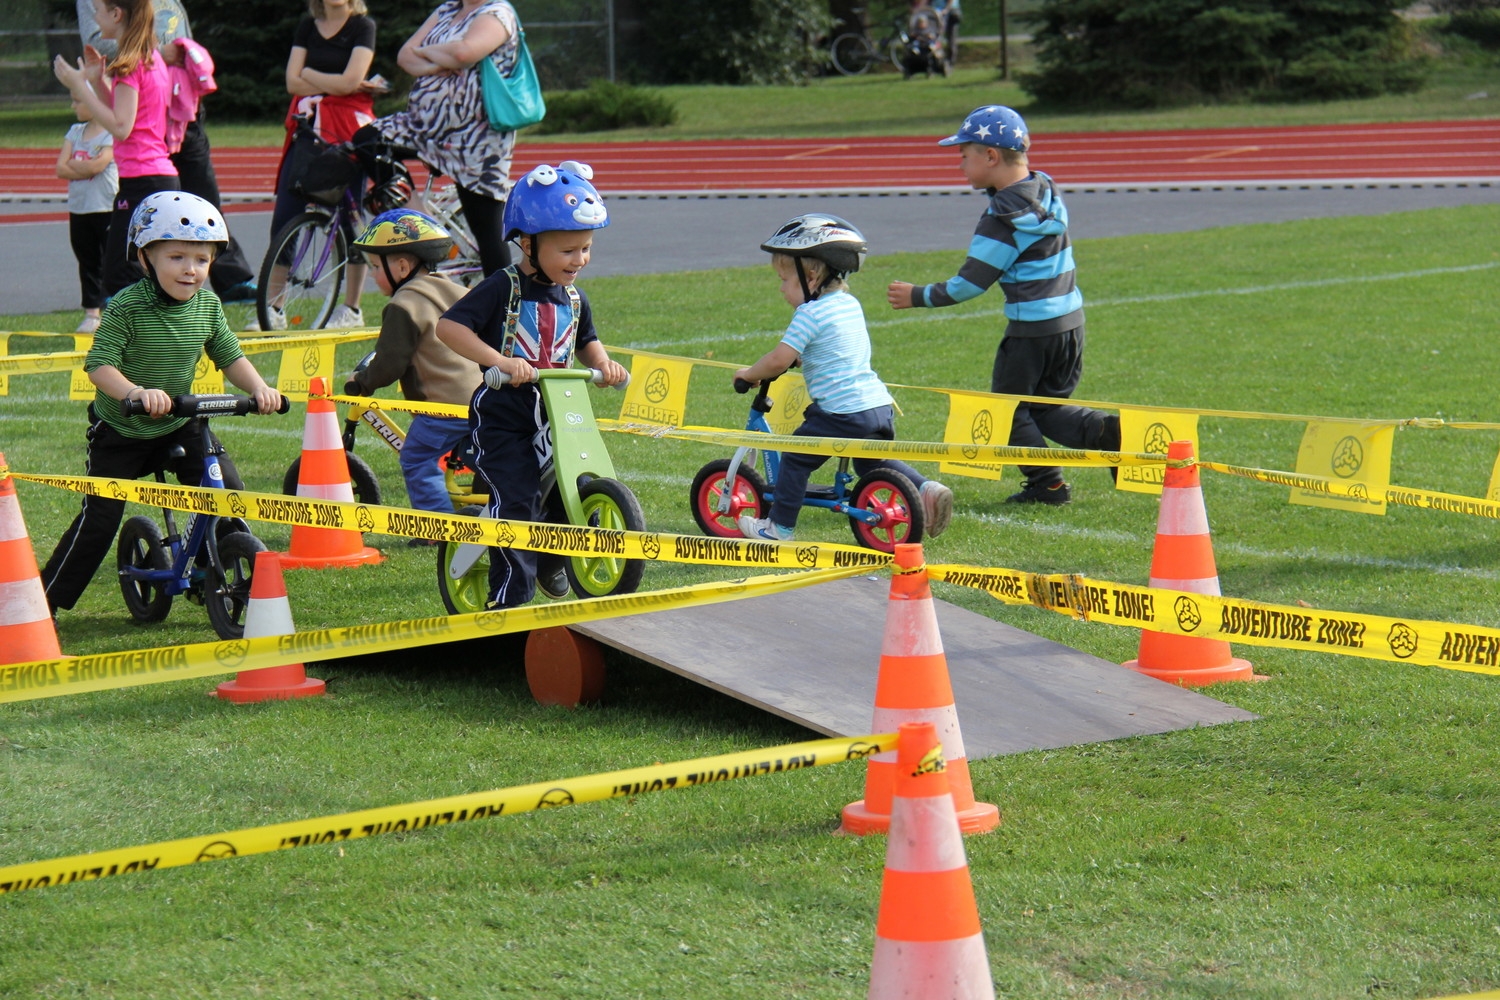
[887,105,1119,505]
[735,214,953,542]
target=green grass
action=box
[4,27,1496,147]
[3,206,1500,998]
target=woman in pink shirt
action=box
[55,0,178,297]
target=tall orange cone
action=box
[279,377,382,569]
[842,543,1000,836]
[216,550,326,702]
[868,721,995,1000]
[0,456,64,663]
[1122,439,1258,686]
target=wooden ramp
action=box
[575,574,1256,759]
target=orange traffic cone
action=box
[1122,439,1258,686]
[842,543,1000,836]
[868,721,995,1000]
[216,550,326,702]
[279,377,382,569]
[0,456,64,663]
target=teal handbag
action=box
[480,30,546,132]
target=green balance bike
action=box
[436,368,645,613]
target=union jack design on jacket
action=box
[498,266,582,368]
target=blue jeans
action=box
[400,414,471,513]
[771,402,926,529]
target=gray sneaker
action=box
[919,480,954,537]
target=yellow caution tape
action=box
[10,472,892,571]
[0,731,896,894]
[326,393,467,420]
[601,420,1155,469]
[0,331,377,378]
[0,564,870,705]
[1202,461,1500,520]
[929,563,1500,677]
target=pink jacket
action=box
[165,38,216,154]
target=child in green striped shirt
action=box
[41,191,282,615]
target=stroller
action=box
[902,5,949,78]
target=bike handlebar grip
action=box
[120,393,284,418]
[591,368,630,390]
[734,378,754,394]
[484,365,512,389]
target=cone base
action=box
[1122,656,1263,688]
[840,798,1002,836]
[6,621,65,663]
[215,669,326,703]
[277,546,384,569]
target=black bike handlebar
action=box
[122,393,292,418]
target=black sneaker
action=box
[1006,480,1072,505]
[407,537,439,548]
[1101,414,1122,483]
[538,564,571,600]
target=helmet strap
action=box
[381,255,419,294]
[136,247,178,305]
[793,256,822,303]
[522,233,554,285]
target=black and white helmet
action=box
[760,214,868,277]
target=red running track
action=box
[2,120,1495,206]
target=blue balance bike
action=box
[116,393,290,639]
[689,375,924,553]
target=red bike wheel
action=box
[849,466,925,552]
[690,458,768,537]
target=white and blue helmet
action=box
[503,161,608,241]
[128,191,229,250]
[938,105,1030,151]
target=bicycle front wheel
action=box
[259,211,346,331]
[830,32,876,75]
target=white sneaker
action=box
[738,515,792,541]
[75,315,100,334]
[920,480,954,538]
[326,304,364,328]
[245,307,286,333]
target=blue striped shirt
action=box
[915,170,1084,335]
[780,290,893,415]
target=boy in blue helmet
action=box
[436,161,628,608]
[887,105,1118,506]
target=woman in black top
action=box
[258,0,379,330]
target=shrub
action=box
[1444,7,1500,47]
[532,81,678,134]
[627,0,832,85]
[1019,0,1430,109]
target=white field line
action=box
[626,260,1500,352]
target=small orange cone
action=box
[279,377,382,569]
[1122,439,1259,686]
[0,456,64,663]
[216,550,326,702]
[842,543,1000,836]
[868,721,995,1000]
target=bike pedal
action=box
[805,485,839,502]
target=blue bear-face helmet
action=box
[502,161,609,242]
[938,105,1030,152]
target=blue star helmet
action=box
[938,105,1030,151]
[503,161,609,242]
[128,190,229,250]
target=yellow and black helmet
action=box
[352,209,454,266]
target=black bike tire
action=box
[849,466,925,553]
[282,451,383,507]
[205,531,266,640]
[565,478,646,598]
[116,515,173,622]
[830,32,875,76]
[257,211,346,331]
[436,504,489,615]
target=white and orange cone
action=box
[1122,439,1259,686]
[868,721,995,1000]
[842,543,999,836]
[216,550,326,702]
[0,455,63,663]
[278,377,382,569]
